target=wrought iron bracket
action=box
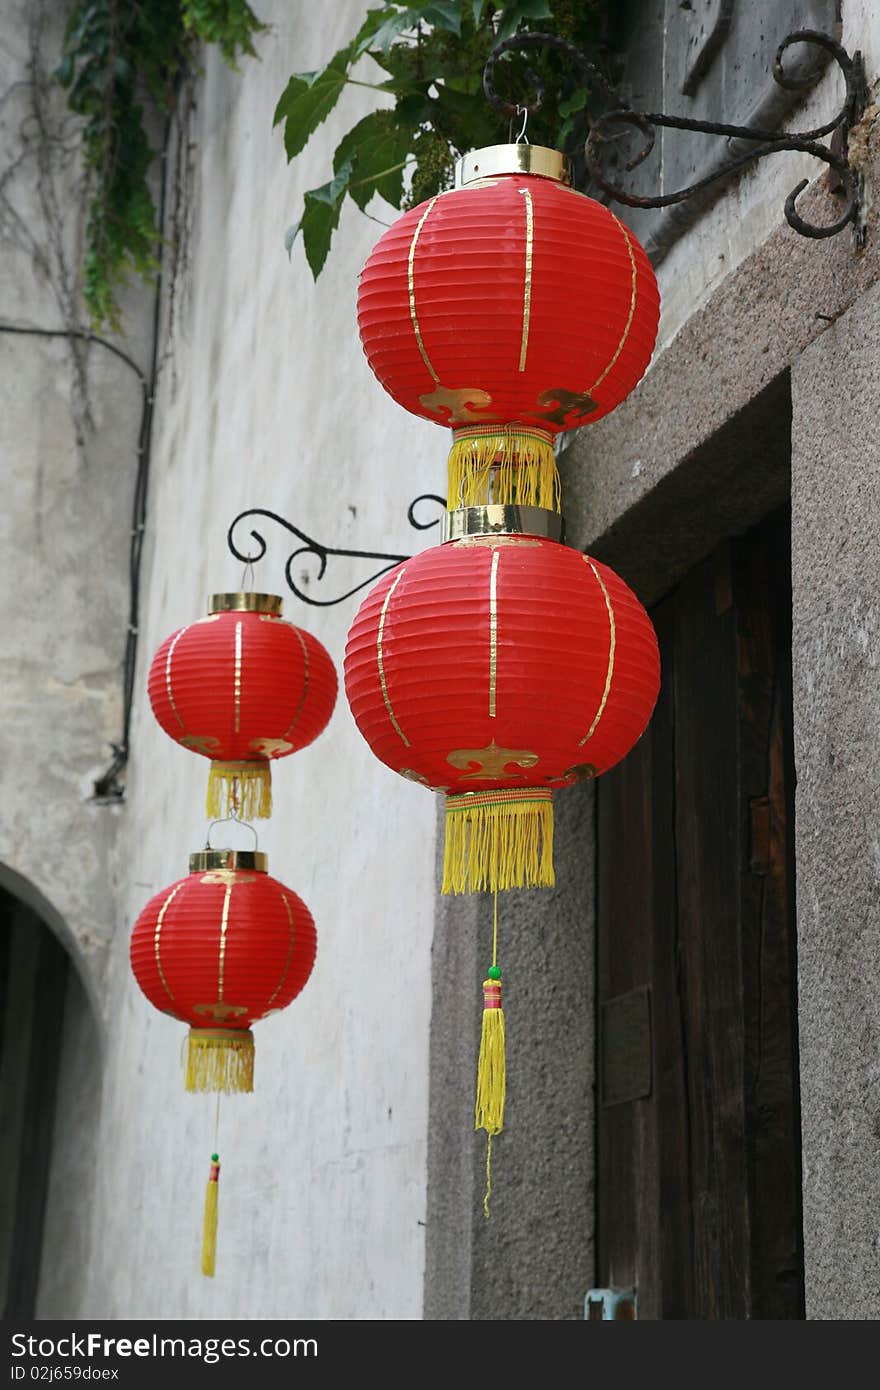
[226,496,446,608]
[483,29,868,241]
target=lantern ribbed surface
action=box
[147,600,338,817]
[148,607,337,763]
[344,536,660,792]
[357,171,660,437]
[129,859,317,1092]
[344,534,660,893]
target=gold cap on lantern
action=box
[442,503,565,545]
[455,143,570,188]
[189,848,268,873]
[208,593,283,615]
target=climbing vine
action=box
[56,0,266,328]
[274,0,609,277]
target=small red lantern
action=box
[147,593,337,819]
[129,848,317,1093]
[344,505,660,894]
[357,144,660,511]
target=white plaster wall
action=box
[53,0,441,1320]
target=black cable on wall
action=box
[0,114,171,803]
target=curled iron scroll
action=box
[484,28,867,240]
[227,495,447,608]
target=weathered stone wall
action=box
[424,785,596,1320]
[790,282,880,1321]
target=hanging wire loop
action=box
[483,28,867,240]
[205,816,259,852]
[226,496,446,608]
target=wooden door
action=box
[596,507,803,1319]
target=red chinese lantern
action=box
[130,845,317,1274]
[344,506,660,895]
[129,848,317,1094]
[345,503,659,1197]
[147,593,337,819]
[357,144,660,511]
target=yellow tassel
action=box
[186,1028,254,1094]
[201,1154,220,1277]
[476,891,504,1219]
[475,978,506,1136]
[447,425,561,511]
[442,789,555,895]
[205,761,272,820]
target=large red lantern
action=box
[130,847,317,1093]
[344,505,660,895]
[357,144,660,511]
[147,593,337,819]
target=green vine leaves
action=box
[52,1,606,322]
[276,0,606,278]
[56,0,266,330]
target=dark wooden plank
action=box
[672,552,749,1320]
[596,510,802,1320]
[649,600,696,1319]
[596,708,658,1302]
[732,509,804,1318]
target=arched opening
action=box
[0,874,102,1318]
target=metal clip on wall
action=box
[584,1287,638,1320]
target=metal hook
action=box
[515,104,529,144]
[226,498,446,609]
